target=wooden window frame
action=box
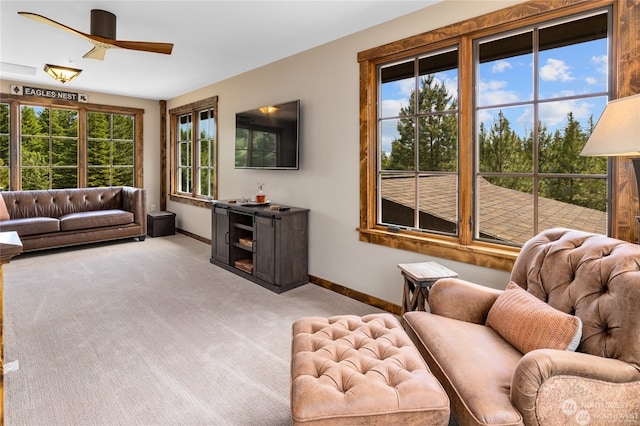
[358,0,639,271]
[0,94,143,190]
[169,96,218,208]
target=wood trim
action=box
[77,109,87,186]
[309,275,402,316]
[612,0,640,241]
[159,100,167,211]
[134,111,143,188]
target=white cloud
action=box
[585,77,598,85]
[540,58,574,82]
[380,98,407,118]
[492,60,512,74]
[538,99,595,127]
[478,80,519,105]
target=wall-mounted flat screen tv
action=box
[235,99,300,169]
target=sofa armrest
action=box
[121,186,146,231]
[427,278,502,324]
[512,349,640,426]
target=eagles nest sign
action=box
[10,85,88,103]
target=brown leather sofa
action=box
[0,186,146,252]
[403,228,640,426]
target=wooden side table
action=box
[398,262,458,313]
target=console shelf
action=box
[210,200,309,293]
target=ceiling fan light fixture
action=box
[44,64,82,83]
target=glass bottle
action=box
[256,183,266,203]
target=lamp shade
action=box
[580,93,640,157]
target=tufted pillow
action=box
[486,281,582,354]
[0,195,9,221]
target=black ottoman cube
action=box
[147,211,176,237]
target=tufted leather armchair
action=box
[403,228,640,425]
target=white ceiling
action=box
[1,1,439,100]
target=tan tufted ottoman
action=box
[290,313,450,425]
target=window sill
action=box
[358,227,519,272]
[169,193,213,209]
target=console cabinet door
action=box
[254,215,275,284]
[211,206,230,263]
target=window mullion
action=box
[459,37,473,245]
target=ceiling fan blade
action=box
[109,40,174,55]
[18,11,93,42]
[19,10,174,59]
[83,45,108,61]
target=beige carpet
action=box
[3,234,387,425]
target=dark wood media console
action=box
[210,200,309,293]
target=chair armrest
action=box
[512,349,640,426]
[121,186,146,230]
[427,278,502,324]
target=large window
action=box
[0,96,143,191]
[170,97,218,201]
[475,13,608,246]
[379,48,459,236]
[20,105,78,189]
[87,112,135,187]
[358,0,637,268]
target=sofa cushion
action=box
[59,209,134,231]
[486,282,582,354]
[0,217,60,236]
[404,311,523,425]
[0,195,9,221]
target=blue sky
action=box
[379,37,609,155]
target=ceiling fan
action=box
[18,9,174,61]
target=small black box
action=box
[147,211,176,237]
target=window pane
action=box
[538,14,608,99]
[22,168,50,190]
[112,167,133,186]
[477,176,534,246]
[179,114,192,141]
[88,112,110,139]
[478,106,533,173]
[382,118,414,171]
[113,141,134,166]
[418,174,457,233]
[380,60,414,119]
[418,50,458,113]
[88,168,110,187]
[21,106,48,136]
[52,168,77,188]
[380,173,415,228]
[179,141,191,167]
[538,177,606,235]
[112,114,134,140]
[538,98,607,175]
[51,109,78,137]
[478,32,533,107]
[22,137,49,165]
[52,138,77,166]
[418,114,458,172]
[88,140,110,166]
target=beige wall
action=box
[166,0,527,304]
[0,79,162,214]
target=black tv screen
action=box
[235,100,300,169]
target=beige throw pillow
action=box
[486,281,582,353]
